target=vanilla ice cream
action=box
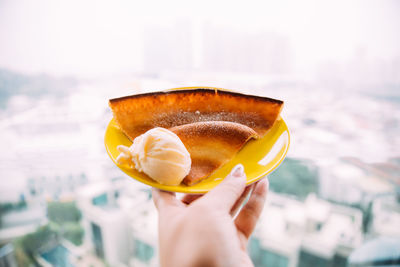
[116,127,191,186]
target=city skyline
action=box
[1,1,399,266]
[0,0,399,80]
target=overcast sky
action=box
[0,0,399,77]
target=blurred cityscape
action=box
[1,6,400,267]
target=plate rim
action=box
[104,117,290,194]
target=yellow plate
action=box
[104,116,290,194]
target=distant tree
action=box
[268,157,318,199]
[0,200,27,214]
[63,222,84,246]
[47,202,81,224]
[0,200,27,227]
[14,244,33,267]
[21,224,59,253]
[12,202,85,266]
[0,68,77,108]
[13,224,59,266]
[47,202,85,246]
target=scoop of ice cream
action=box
[117,127,191,186]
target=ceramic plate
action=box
[105,115,290,193]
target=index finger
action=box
[201,164,247,211]
[234,179,268,239]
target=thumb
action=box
[152,188,183,215]
[202,164,247,212]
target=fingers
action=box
[234,178,268,239]
[152,188,183,214]
[201,164,247,211]
[230,183,256,218]
[181,194,203,205]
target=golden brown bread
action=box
[169,121,258,185]
[109,88,283,185]
[109,88,283,140]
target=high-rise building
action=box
[202,23,293,75]
[77,180,131,266]
[0,244,18,267]
[142,20,194,74]
[77,178,158,267]
[250,193,363,267]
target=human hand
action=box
[152,164,269,267]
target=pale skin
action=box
[152,164,269,267]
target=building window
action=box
[298,249,330,267]
[30,189,36,196]
[332,253,348,267]
[260,249,289,267]
[248,237,262,264]
[249,238,289,267]
[91,223,104,259]
[134,239,154,263]
[92,193,108,206]
[80,173,87,183]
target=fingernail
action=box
[231,164,244,178]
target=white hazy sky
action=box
[0,0,399,77]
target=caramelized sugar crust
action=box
[109,88,283,140]
[170,121,258,185]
